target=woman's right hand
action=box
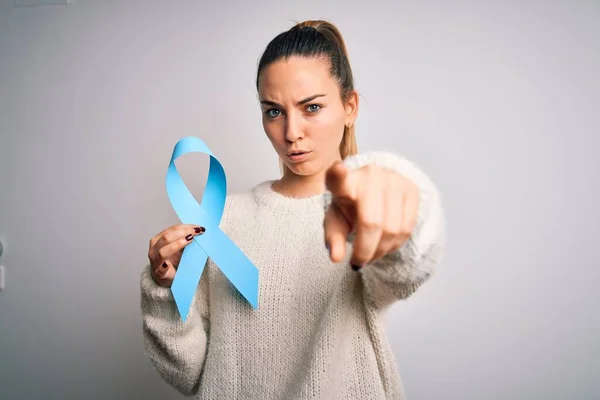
[148,224,205,287]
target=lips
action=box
[287,150,312,162]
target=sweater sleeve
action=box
[140,263,210,395]
[339,151,446,310]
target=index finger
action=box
[150,223,203,248]
[325,161,357,202]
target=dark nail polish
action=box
[162,262,168,269]
[199,226,205,233]
[185,234,193,241]
[351,264,362,271]
[194,227,201,233]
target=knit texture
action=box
[140,151,446,399]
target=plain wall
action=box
[1,1,599,399]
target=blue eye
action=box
[266,109,281,118]
[307,104,321,113]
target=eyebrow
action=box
[260,94,326,108]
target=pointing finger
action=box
[325,161,357,202]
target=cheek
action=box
[313,108,345,143]
[263,120,283,146]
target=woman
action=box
[141,20,445,400]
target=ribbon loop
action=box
[166,136,259,321]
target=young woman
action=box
[141,20,445,400]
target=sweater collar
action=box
[253,180,327,213]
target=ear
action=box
[344,90,359,127]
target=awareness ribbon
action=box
[166,136,259,321]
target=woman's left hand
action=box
[324,161,420,270]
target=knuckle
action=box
[163,231,176,243]
[157,247,168,260]
[360,217,380,231]
[383,224,400,238]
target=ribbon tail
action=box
[171,240,209,321]
[203,227,259,309]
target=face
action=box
[257,56,358,178]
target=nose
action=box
[284,113,304,143]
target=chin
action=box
[284,161,321,177]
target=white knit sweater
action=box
[140,151,446,399]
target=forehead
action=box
[258,56,337,100]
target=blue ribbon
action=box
[166,136,259,321]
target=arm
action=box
[343,151,446,310]
[140,263,210,395]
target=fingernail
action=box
[194,226,205,234]
[162,262,168,269]
[351,264,362,271]
[185,234,193,241]
[325,243,331,256]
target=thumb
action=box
[154,260,177,286]
[324,202,351,263]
